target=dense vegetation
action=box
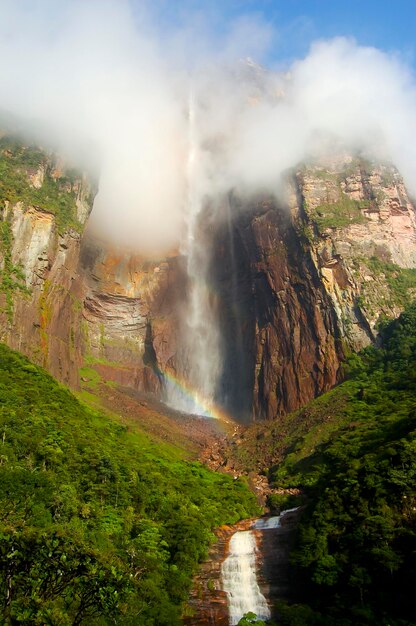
[312,195,368,231]
[0,343,260,625]
[362,255,416,308]
[0,135,84,233]
[273,303,416,625]
[0,218,29,323]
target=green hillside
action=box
[0,343,260,625]
[251,304,416,625]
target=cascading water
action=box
[253,506,300,530]
[165,90,221,416]
[221,530,271,625]
[221,508,300,624]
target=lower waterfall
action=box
[221,530,271,625]
[221,507,301,625]
[253,507,300,530]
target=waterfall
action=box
[165,90,221,416]
[221,530,271,625]
[253,506,300,530]
[221,508,300,624]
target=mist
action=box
[0,0,415,254]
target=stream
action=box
[221,508,300,625]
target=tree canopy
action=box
[0,343,260,624]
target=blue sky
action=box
[146,0,416,68]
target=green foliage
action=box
[267,492,303,514]
[280,302,416,624]
[312,195,368,231]
[0,528,130,625]
[0,135,82,233]
[0,343,260,624]
[276,602,322,625]
[0,218,29,323]
[237,612,271,625]
[365,256,416,307]
[295,221,317,245]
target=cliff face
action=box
[296,155,416,347]
[210,155,416,419]
[0,135,184,399]
[1,137,416,422]
[0,136,95,386]
[210,199,342,421]
[79,235,185,393]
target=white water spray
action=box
[166,90,221,416]
[221,508,300,624]
[221,530,271,625]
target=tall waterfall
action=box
[221,530,271,625]
[165,91,221,416]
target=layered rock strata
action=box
[79,235,185,392]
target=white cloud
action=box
[0,2,415,253]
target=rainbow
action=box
[162,370,235,425]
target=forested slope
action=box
[0,344,259,625]
[274,304,416,625]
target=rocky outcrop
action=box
[295,156,416,346]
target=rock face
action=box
[0,137,95,387]
[79,235,186,393]
[1,139,416,422]
[211,198,342,420]
[296,155,416,346]
[255,509,301,616]
[209,155,416,420]
[5,210,86,387]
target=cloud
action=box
[194,37,416,199]
[0,0,188,253]
[0,1,415,254]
